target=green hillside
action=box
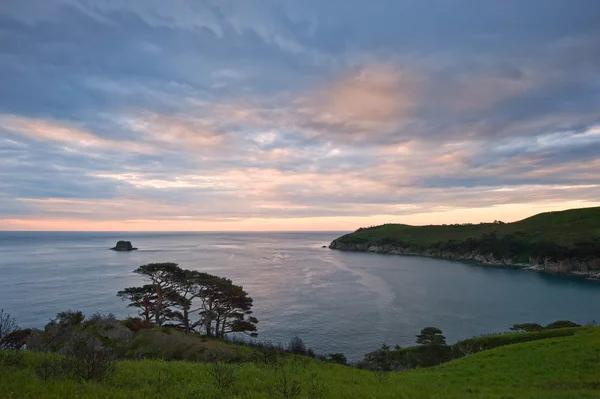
[330,206,600,265]
[2,327,600,398]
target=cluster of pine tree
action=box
[117,263,258,337]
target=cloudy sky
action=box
[1,0,600,231]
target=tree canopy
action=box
[416,327,447,346]
[117,263,258,337]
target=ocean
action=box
[1,231,599,360]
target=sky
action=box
[1,0,600,231]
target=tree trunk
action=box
[183,307,189,334]
[155,286,163,326]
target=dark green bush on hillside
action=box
[510,323,544,332]
[451,327,579,357]
[546,320,581,329]
[328,353,347,365]
[416,327,446,346]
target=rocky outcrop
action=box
[111,241,138,251]
[329,240,600,280]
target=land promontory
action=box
[330,207,600,279]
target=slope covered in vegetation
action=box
[330,206,600,276]
[2,327,600,398]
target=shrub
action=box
[452,327,580,357]
[1,329,31,350]
[287,336,307,355]
[252,342,279,365]
[55,310,85,327]
[206,361,237,390]
[546,320,581,329]
[62,331,115,382]
[416,327,447,345]
[273,359,302,399]
[123,317,153,332]
[35,355,71,381]
[0,309,19,349]
[510,323,544,332]
[328,353,347,365]
[306,371,329,399]
[0,349,24,370]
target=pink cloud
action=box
[0,114,156,153]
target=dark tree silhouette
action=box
[199,277,258,338]
[117,285,157,324]
[416,327,447,346]
[133,263,180,325]
[118,263,258,337]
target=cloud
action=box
[0,115,156,153]
[124,112,225,149]
[294,64,419,142]
[1,0,600,229]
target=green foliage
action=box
[415,327,447,345]
[0,349,24,370]
[451,327,580,355]
[0,309,19,349]
[3,327,600,398]
[287,336,307,355]
[328,353,347,365]
[333,206,600,262]
[206,361,238,390]
[273,359,302,399]
[55,310,85,327]
[62,330,116,382]
[510,323,544,332]
[119,263,258,337]
[545,320,581,329]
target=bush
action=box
[452,327,580,357]
[328,353,347,365]
[0,349,24,369]
[416,327,446,346]
[35,355,71,381]
[546,320,581,329]
[273,359,302,399]
[287,336,307,355]
[306,371,329,399]
[0,309,19,349]
[55,310,85,327]
[123,317,153,332]
[252,342,279,365]
[1,329,31,350]
[206,361,237,390]
[510,323,544,332]
[62,331,115,382]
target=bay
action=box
[1,231,599,360]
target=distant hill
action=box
[329,207,600,278]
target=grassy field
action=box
[2,327,600,398]
[335,206,600,248]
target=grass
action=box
[125,327,253,361]
[2,327,600,398]
[451,327,581,352]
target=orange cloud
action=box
[294,64,420,139]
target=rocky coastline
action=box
[329,240,600,280]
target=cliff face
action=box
[329,240,600,279]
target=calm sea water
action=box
[1,231,599,360]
